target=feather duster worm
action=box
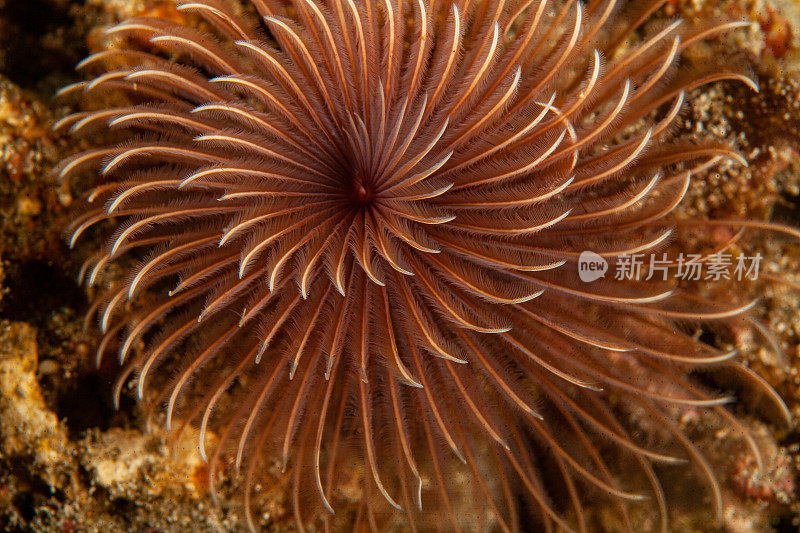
[56,0,795,530]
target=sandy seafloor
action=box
[1,0,800,531]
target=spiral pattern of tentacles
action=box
[57,0,794,530]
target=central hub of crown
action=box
[350,180,376,207]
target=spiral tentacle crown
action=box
[57,0,790,530]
